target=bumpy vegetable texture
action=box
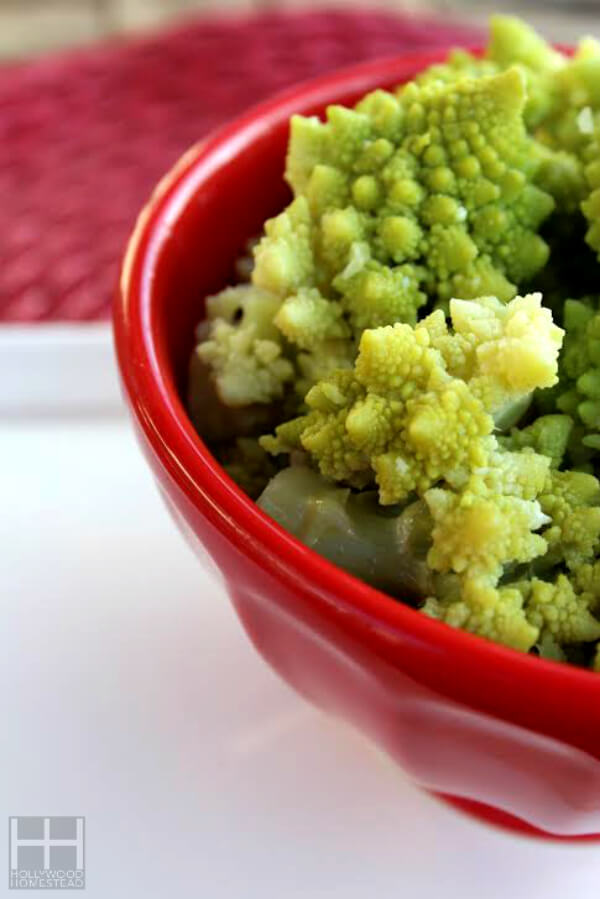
[414,14,600,247]
[261,293,562,501]
[194,52,557,415]
[189,14,600,670]
[554,299,600,454]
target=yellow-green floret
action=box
[261,292,562,502]
[196,55,556,413]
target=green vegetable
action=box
[257,465,434,597]
[196,284,294,406]
[261,293,563,504]
[187,350,281,442]
[423,578,539,653]
[555,299,600,452]
[197,53,557,416]
[499,415,573,469]
[188,14,600,671]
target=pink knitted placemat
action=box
[0,8,482,322]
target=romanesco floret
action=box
[414,17,600,219]
[421,475,549,653]
[421,468,600,653]
[473,22,600,259]
[332,260,427,331]
[252,197,316,296]
[554,299,600,452]
[289,65,555,307]
[196,284,294,406]
[425,486,548,580]
[537,470,600,570]
[499,415,573,469]
[261,292,563,505]
[274,287,350,349]
[441,292,563,425]
[424,578,539,652]
[524,575,600,645]
[187,350,282,443]
[415,16,563,129]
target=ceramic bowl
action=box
[114,49,600,840]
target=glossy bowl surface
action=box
[114,49,600,839]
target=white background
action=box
[2,325,600,897]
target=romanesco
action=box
[524,575,600,645]
[554,299,600,453]
[417,16,564,129]
[425,487,548,580]
[195,56,556,421]
[261,292,563,504]
[499,415,573,469]
[196,284,294,405]
[188,14,600,671]
[429,18,600,259]
[537,470,600,570]
[424,578,539,652]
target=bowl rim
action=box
[114,48,600,707]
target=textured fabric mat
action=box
[0,8,481,322]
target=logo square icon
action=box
[9,817,85,890]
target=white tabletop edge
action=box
[0,323,125,417]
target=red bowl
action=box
[114,49,600,840]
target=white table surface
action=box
[2,324,600,898]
